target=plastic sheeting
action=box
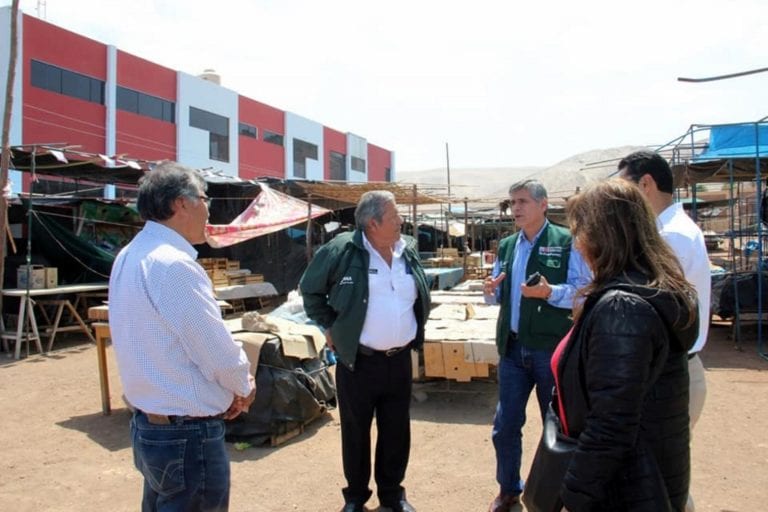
[206,183,331,248]
[224,335,336,445]
[694,123,768,161]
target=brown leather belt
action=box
[142,411,224,425]
[358,344,410,357]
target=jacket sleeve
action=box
[560,292,665,511]
[299,244,338,330]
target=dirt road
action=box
[0,323,765,511]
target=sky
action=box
[4,0,768,172]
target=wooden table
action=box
[86,304,253,416]
[1,283,108,359]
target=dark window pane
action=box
[46,66,63,93]
[90,79,104,104]
[30,60,54,90]
[210,133,229,162]
[162,101,175,123]
[190,106,228,136]
[293,138,318,179]
[61,70,90,101]
[31,60,104,104]
[238,122,257,138]
[385,167,392,182]
[263,131,284,146]
[116,86,138,112]
[139,94,163,120]
[330,151,346,181]
[351,156,366,172]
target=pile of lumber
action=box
[198,258,264,287]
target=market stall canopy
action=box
[675,123,768,184]
[10,146,148,185]
[291,181,447,206]
[206,183,331,248]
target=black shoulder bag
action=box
[521,395,576,512]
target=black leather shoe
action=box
[488,493,519,512]
[378,499,416,512]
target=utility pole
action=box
[1,0,21,312]
[445,142,452,248]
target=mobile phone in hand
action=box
[525,272,542,287]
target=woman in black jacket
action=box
[554,179,699,511]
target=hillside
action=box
[397,145,647,206]
[396,166,541,203]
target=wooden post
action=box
[0,0,21,318]
[306,194,313,263]
[412,184,418,252]
[463,198,469,276]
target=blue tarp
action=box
[694,123,768,161]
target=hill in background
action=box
[397,145,647,206]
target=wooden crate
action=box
[438,248,460,259]
[423,341,490,382]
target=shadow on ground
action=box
[57,408,132,452]
[411,379,497,425]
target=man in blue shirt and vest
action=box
[483,179,591,512]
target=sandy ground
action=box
[0,322,766,512]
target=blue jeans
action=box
[131,411,230,512]
[492,338,555,495]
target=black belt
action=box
[358,344,410,357]
[688,352,699,360]
[140,410,225,425]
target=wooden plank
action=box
[442,342,475,381]
[423,342,445,377]
[411,350,422,380]
[473,362,490,378]
[271,424,304,447]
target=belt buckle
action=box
[385,347,400,356]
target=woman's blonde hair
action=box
[566,178,696,323]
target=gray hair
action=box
[137,161,207,221]
[509,179,548,202]
[355,190,396,230]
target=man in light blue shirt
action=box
[483,180,590,512]
[110,162,256,511]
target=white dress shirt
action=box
[109,221,253,416]
[658,203,711,354]
[358,234,418,350]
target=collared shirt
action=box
[658,203,711,354]
[359,233,418,350]
[109,221,253,416]
[485,221,591,332]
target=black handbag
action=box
[521,400,577,512]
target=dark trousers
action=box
[336,347,413,507]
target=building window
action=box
[263,130,284,146]
[329,151,346,181]
[351,156,366,173]
[293,138,318,179]
[238,122,258,138]
[189,106,229,162]
[385,167,392,182]
[116,86,175,123]
[31,59,104,104]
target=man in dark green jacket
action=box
[300,190,430,512]
[483,179,591,512]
